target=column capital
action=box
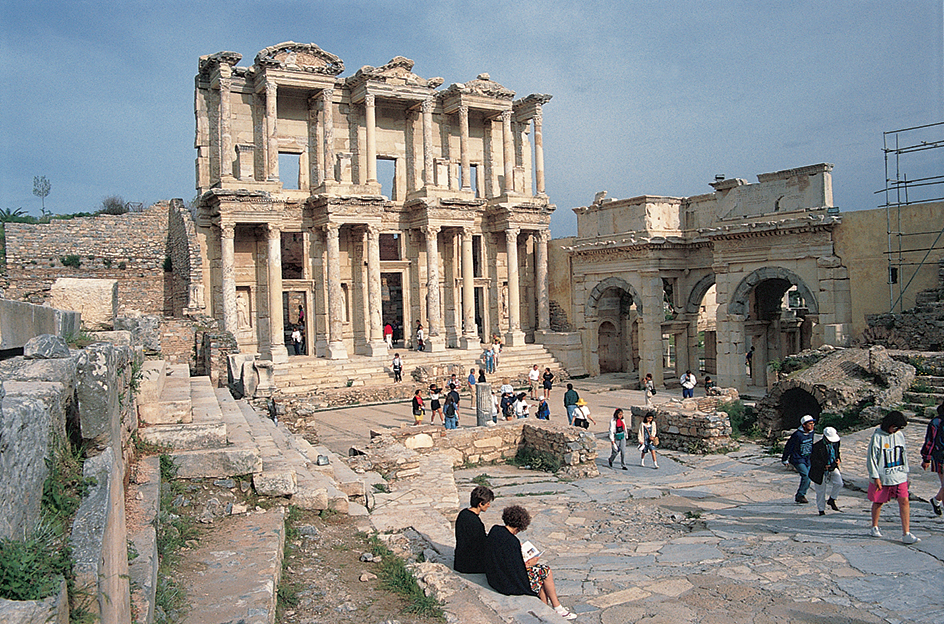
[500,109,513,123]
[457,104,469,117]
[364,93,376,107]
[421,97,434,114]
[533,107,543,125]
[461,227,474,242]
[266,224,281,241]
[321,87,334,101]
[423,224,441,238]
[265,81,277,97]
[537,229,550,243]
[366,224,380,240]
[324,223,340,239]
[220,223,235,239]
[505,227,520,242]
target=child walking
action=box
[867,411,919,544]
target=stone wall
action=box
[166,199,206,316]
[0,299,80,350]
[630,393,738,454]
[3,204,171,315]
[365,420,599,480]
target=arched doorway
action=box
[599,321,621,373]
[777,387,822,431]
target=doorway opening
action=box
[381,272,404,346]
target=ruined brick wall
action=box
[166,199,206,316]
[4,205,170,315]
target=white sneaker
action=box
[640,458,646,467]
[869,526,882,538]
[653,463,659,469]
[902,532,920,544]
[555,605,577,620]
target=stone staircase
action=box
[901,374,944,415]
[271,342,570,397]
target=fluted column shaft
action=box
[266,225,288,361]
[325,224,347,358]
[219,67,234,179]
[366,226,386,355]
[462,228,476,340]
[501,110,515,194]
[422,97,434,187]
[308,94,321,186]
[220,224,237,333]
[536,230,550,330]
[533,109,545,194]
[506,228,521,331]
[459,105,471,190]
[265,82,279,181]
[365,93,377,183]
[425,226,442,340]
[322,89,335,183]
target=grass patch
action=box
[0,520,71,601]
[717,400,758,439]
[155,455,196,623]
[471,473,491,488]
[372,483,390,493]
[685,510,702,519]
[319,507,339,520]
[277,506,304,620]
[509,447,561,473]
[369,535,445,620]
[132,433,169,456]
[817,401,874,434]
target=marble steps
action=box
[137,363,192,425]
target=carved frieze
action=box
[443,73,515,100]
[349,56,444,89]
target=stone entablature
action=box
[193,42,556,363]
[366,420,599,480]
[554,163,852,392]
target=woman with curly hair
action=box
[484,505,577,620]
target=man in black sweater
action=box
[454,486,494,573]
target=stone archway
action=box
[727,266,819,316]
[585,276,641,376]
[585,276,643,317]
[598,321,622,373]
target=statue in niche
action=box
[500,284,508,320]
[236,291,251,329]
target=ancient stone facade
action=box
[552,164,853,391]
[192,43,554,362]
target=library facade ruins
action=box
[192,42,554,362]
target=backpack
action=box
[501,396,515,418]
[444,401,456,417]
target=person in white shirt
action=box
[528,365,541,400]
[514,393,530,418]
[680,370,697,399]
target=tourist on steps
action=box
[542,367,554,400]
[529,364,541,400]
[391,353,403,383]
[483,505,577,620]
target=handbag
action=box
[651,436,659,446]
[651,389,657,395]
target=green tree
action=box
[32,176,51,216]
[99,195,128,215]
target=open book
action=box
[520,540,542,561]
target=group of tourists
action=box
[606,409,659,470]
[412,381,463,429]
[781,401,944,544]
[454,486,578,620]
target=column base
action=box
[459,335,481,350]
[327,341,349,360]
[264,344,290,364]
[428,337,447,353]
[504,330,526,347]
[365,340,388,357]
[315,338,329,358]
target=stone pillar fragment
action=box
[365,226,386,356]
[459,105,471,191]
[638,271,665,387]
[535,230,550,331]
[219,66,234,179]
[422,97,434,187]
[323,89,335,183]
[425,225,445,352]
[265,82,279,182]
[325,224,347,359]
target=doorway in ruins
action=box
[593,285,638,375]
[598,321,622,373]
[745,278,814,387]
[776,387,822,431]
[381,272,404,346]
[283,290,308,355]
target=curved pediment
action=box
[254,42,343,75]
[444,73,515,100]
[351,56,443,89]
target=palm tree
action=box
[0,207,26,223]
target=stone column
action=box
[308,94,322,186]
[220,224,237,334]
[460,228,477,349]
[501,110,515,194]
[422,97,434,187]
[458,105,471,191]
[322,89,335,183]
[533,108,546,194]
[365,225,386,356]
[265,225,288,362]
[219,66,234,180]
[535,229,550,331]
[424,225,446,352]
[325,224,348,359]
[265,82,279,182]
[310,230,328,357]
[638,271,665,387]
[365,93,377,184]
[504,228,525,346]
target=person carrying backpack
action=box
[444,395,459,429]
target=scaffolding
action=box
[880,121,944,313]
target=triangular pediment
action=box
[254,42,343,75]
[351,57,443,89]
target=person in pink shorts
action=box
[866,411,919,544]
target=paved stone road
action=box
[311,377,944,623]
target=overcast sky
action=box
[1,1,941,237]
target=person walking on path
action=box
[483,505,578,620]
[454,486,494,574]
[810,426,843,515]
[384,322,394,348]
[638,413,659,468]
[443,394,459,429]
[782,414,816,503]
[680,370,697,399]
[429,384,443,425]
[867,410,920,543]
[391,353,403,383]
[643,373,655,407]
[563,383,579,426]
[542,368,554,400]
[573,398,595,429]
[529,364,541,400]
[608,408,628,470]
[920,402,944,516]
[411,388,424,426]
[467,368,477,409]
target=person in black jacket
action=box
[810,426,843,515]
[484,505,577,619]
[781,414,816,503]
[454,486,494,573]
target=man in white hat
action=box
[810,426,843,515]
[782,414,817,503]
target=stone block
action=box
[87,330,134,346]
[169,447,262,479]
[0,577,69,624]
[0,299,80,350]
[254,469,297,496]
[0,393,50,541]
[23,334,71,359]
[75,342,129,451]
[136,360,167,404]
[49,278,118,331]
[403,433,434,449]
[137,421,227,450]
[114,315,162,352]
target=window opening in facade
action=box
[281,232,304,279]
[278,153,300,189]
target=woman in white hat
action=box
[810,426,842,515]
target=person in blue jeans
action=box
[782,414,816,503]
[444,395,459,429]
